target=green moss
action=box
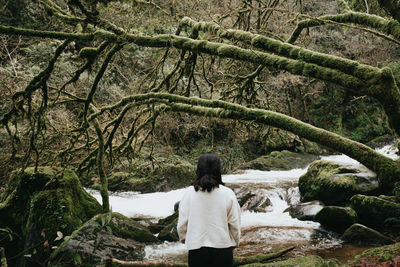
[315,206,358,233]
[240,255,340,266]
[347,242,400,266]
[351,194,400,229]
[105,213,158,243]
[0,167,102,265]
[298,161,379,205]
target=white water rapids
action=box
[87,142,399,262]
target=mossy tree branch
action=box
[86,92,400,189]
[287,12,400,44]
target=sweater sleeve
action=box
[227,192,241,246]
[177,190,189,243]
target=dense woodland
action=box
[1,0,400,266]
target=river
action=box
[87,142,399,264]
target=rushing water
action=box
[87,142,399,264]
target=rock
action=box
[285,200,325,221]
[298,160,380,205]
[0,167,102,266]
[238,150,319,171]
[149,211,178,234]
[315,206,357,233]
[365,135,395,149]
[347,242,400,266]
[233,187,272,212]
[350,194,400,229]
[342,224,393,245]
[49,212,157,266]
[157,217,179,242]
[106,159,195,193]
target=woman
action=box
[177,153,241,267]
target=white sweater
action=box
[177,185,241,250]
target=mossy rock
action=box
[106,159,195,193]
[49,212,157,266]
[298,160,380,205]
[350,194,400,229]
[346,242,400,266]
[238,150,319,171]
[315,206,358,233]
[157,217,179,242]
[342,224,394,245]
[240,255,340,266]
[0,167,102,266]
[149,211,179,234]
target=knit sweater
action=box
[177,185,241,250]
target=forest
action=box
[0,0,400,266]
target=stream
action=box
[88,143,399,264]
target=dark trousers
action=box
[188,247,234,267]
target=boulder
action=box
[315,206,357,233]
[0,167,102,266]
[149,211,178,234]
[342,224,393,245]
[49,212,157,266]
[298,160,380,205]
[105,159,195,193]
[157,217,179,242]
[285,200,325,221]
[350,194,400,229]
[238,150,319,171]
[233,187,272,212]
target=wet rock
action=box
[149,211,178,234]
[342,224,393,245]
[285,200,325,221]
[315,206,357,233]
[298,160,380,205]
[0,167,102,266]
[233,187,272,212]
[238,150,319,171]
[49,212,157,266]
[106,159,195,193]
[350,194,400,229]
[157,217,179,242]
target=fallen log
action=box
[233,246,295,266]
[103,246,295,267]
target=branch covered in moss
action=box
[287,11,400,44]
[86,92,400,188]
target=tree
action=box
[0,0,400,211]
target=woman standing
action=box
[177,153,241,267]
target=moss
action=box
[342,224,393,245]
[315,206,358,233]
[105,213,158,243]
[240,255,340,266]
[106,158,195,193]
[351,194,400,229]
[239,150,318,171]
[158,217,179,242]
[298,161,380,205]
[347,242,400,266]
[0,167,102,266]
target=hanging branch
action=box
[91,106,110,212]
[55,40,110,101]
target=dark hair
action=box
[193,153,224,192]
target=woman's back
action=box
[179,185,240,250]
